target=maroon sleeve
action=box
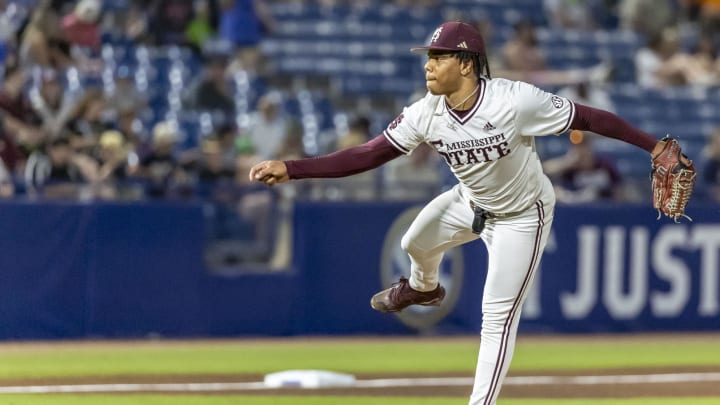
[570,103,657,152]
[285,134,404,179]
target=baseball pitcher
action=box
[249,21,695,405]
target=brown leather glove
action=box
[650,136,696,222]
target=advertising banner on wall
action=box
[293,202,720,334]
[0,201,716,339]
[521,204,720,332]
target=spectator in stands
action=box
[115,107,146,150]
[80,130,143,200]
[635,27,718,88]
[61,0,101,49]
[148,0,195,46]
[24,136,98,199]
[215,122,239,170]
[246,91,288,160]
[66,86,110,152]
[116,0,151,44]
[233,130,257,186]
[0,1,30,53]
[60,0,105,76]
[0,62,44,167]
[198,137,236,182]
[619,0,675,37]
[193,136,236,198]
[106,65,147,121]
[501,19,546,73]
[0,129,22,180]
[29,68,82,140]
[543,132,623,203]
[93,129,138,200]
[685,33,720,85]
[0,152,13,198]
[635,28,684,88]
[132,120,184,198]
[495,19,610,86]
[182,52,235,115]
[499,19,610,86]
[543,0,597,31]
[274,119,306,161]
[312,114,377,201]
[336,115,371,150]
[185,0,221,53]
[18,0,73,69]
[0,117,16,197]
[691,0,720,34]
[219,0,275,76]
[702,127,720,201]
[679,0,702,23]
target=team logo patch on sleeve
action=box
[388,113,404,130]
[551,96,564,108]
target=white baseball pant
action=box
[403,184,554,405]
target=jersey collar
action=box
[445,77,486,125]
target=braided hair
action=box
[456,50,491,80]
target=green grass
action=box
[0,336,718,379]
[0,396,718,405]
[0,340,477,378]
[513,337,720,370]
[0,336,717,404]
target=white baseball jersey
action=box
[384,77,576,213]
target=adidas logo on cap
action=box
[457,41,468,49]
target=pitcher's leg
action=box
[469,201,554,405]
[402,187,477,291]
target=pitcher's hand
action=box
[249,160,289,186]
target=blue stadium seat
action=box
[339,75,421,97]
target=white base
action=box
[263,370,356,388]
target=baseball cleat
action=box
[370,276,446,313]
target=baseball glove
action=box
[650,136,696,222]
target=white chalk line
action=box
[1,373,720,394]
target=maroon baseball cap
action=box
[411,21,485,54]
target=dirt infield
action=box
[1,367,719,398]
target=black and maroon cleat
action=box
[370,276,446,313]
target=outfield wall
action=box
[0,200,717,339]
